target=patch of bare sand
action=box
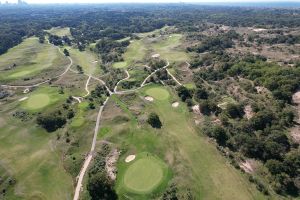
[293,91,300,104]
[244,105,254,120]
[151,54,160,58]
[291,126,300,144]
[255,86,269,94]
[18,97,28,102]
[192,105,200,115]
[172,102,179,108]
[145,96,154,102]
[239,159,256,174]
[125,155,136,163]
[106,149,120,181]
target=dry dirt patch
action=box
[239,159,256,174]
[106,149,120,181]
[244,105,254,120]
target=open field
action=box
[45,27,72,37]
[0,37,69,85]
[145,87,170,100]
[66,47,101,76]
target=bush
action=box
[147,112,162,128]
[37,113,66,132]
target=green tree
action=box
[147,112,162,128]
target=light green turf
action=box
[184,83,196,89]
[113,61,128,69]
[46,27,72,37]
[123,155,167,194]
[0,37,68,81]
[71,102,89,128]
[150,34,189,62]
[26,94,50,110]
[113,40,146,68]
[22,87,64,112]
[145,87,169,100]
[66,47,101,76]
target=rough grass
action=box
[45,27,72,37]
[66,47,101,76]
[122,153,169,194]
[145,87,170,100]
[0,37,68,82]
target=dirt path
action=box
[166,68,182,86]
[73,96,110,200]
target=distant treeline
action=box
[0,4,300,55]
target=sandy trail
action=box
[166,68,182,86]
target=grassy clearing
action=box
[145,87,170,100]
[70,102,89,128]
[122,153,170,194]
[113,40,146,68]
[217,96,237,109]
[150,34,189,62]
[66,47,101,76]
[0,37,68,83]
[21,86,64,112]
[45,27,72,37]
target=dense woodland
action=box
[1,3,300,199]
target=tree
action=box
[226,103,244,118]
[37,113,66,132]
[147,112,162,128]
[76,65,83,74]
[176,86,192,102]
[87,172,117,200]
[194,87,208,100]
[63,48,70,56]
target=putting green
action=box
[26,94,50,110]
[145,87,169,100]
[123,156,166,193]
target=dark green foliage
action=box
[87,172,117,200]
[176,86,192,102]
[199,100,219,116]
[63,48,69,56]
[76,65,83,74]
[225,103,244,118]
[147,112,162,129]
[194,87,208,101]
[202,124,228,146]
[37,112,66,132]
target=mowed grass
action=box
[70,102,89,128]
[0,37,68,82]
[150,34,189,62]
[140,85,265,200]
[145,87,169,100]
[45,27,72,37]
[113,40,146,68]
[22,86,64,112]
[122,153,169,194]
[66,47,101,76]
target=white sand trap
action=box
[252,28,267,32]
[172,102,179,108]
[169,35,172,38]
[151,54,160,58]
[23,88,30,94]
[92,60,98,63]
[19,97,28,102]
[125,155,136,163]
[145,96,154,102]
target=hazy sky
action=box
[2,0,299,4]
[0,0,300,4]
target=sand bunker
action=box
[145,96,154,102]
[23,88,30,94]
[252,28,267,32]
[151,54,160,58]
[19,97,28,102]
[172,102,179,108]
[92,60,98,63]
[125,155,136,163]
